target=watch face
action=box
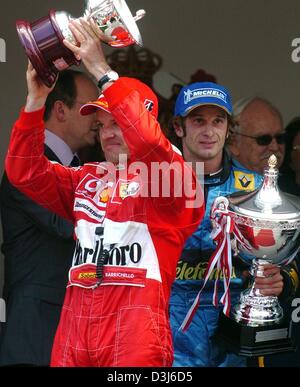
[107,71,119,81]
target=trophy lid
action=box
[228,155,300,224]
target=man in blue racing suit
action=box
[169,82,297,367]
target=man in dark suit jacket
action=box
[0,69,99,366]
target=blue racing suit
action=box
[169,153,263,367]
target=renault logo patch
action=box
[234,171,255,191]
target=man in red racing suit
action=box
[5,20,204,367]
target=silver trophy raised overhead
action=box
[16,0,146,87]
[210,155,300,356]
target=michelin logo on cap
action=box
[174,81,233,117]
[184,88,227,105]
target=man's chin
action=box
[198,150,218,160]
[103,147,129,163]
[104,151,123,164]
[85,137,97,147]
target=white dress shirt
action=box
[45,130,78,166]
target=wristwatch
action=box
[97,70,119,90]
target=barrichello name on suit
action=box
[69,237,147,288]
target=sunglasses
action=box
[231,131,286,146]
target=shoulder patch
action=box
[234,171,255,191]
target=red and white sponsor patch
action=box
[68,264,147,288]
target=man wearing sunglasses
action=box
[228,97,285,175]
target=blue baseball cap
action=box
[174,82,233,117]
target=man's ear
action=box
[227,132,240,157]
[53,100,67,122]
[173,118,185,138]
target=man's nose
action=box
[268,137,280,151]
[100,127,114,139]
[202,125,215,136]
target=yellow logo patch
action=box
[119,182,140,200]
[234,171,255,191]
[78,272,97,279]
[119,183,130,200]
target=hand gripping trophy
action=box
[16,0,146,87]
[209,155,300,356]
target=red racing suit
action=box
[5,79,204,367]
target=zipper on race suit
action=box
[95,226,109,287]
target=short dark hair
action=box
[44,69,84,121]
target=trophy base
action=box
[213,312,296,357]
